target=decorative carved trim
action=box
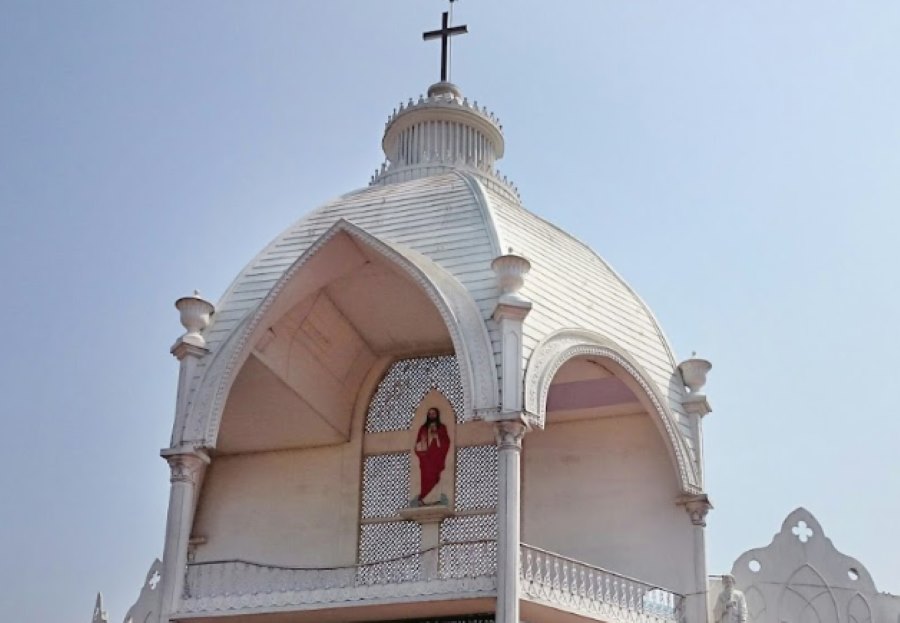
[523,329,701,493]
[183,220,499,449]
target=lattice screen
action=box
[454,445,498,511]
[361,453,411,519]
[357,521,421,585]
[439,514,498,579]
[366,356,465,432]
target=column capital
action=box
[161,447,210,484]
[494,420,527,450]
[678,493,713,527]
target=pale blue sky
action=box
[1,2,898,621]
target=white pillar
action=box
[682,495,713,623]
[490,252,532,623]
[169,292,214,446]
[158,449,209,619]
[495,420,526,623]
[678,355,712,490]
[157,292,214,620]
[491,253,532,416]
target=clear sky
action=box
[1,2,898,621]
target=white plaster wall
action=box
[876,593,900,623]
[191,443,360,568]
[522,414,694,593]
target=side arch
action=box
[523,328,700,493]
[183,219,499,449]
[848,593,872,623]
[778,564,840,623]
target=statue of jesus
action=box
[413,407,450,505]
[714,575,748,623]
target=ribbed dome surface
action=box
[193,171,692,446]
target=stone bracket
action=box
[398,504,454,524]
[678,493,713,527]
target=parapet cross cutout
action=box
[792,520,813,543]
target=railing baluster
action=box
[524,547,533,582]
[560,558,568,593]
[182,543,684,623]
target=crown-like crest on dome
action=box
[370,81,516,196]
[368,11,518,197]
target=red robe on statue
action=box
[414,422,450,500]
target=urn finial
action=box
[491,251,531,305]
[174,290,214,349]
[678,353,712,395]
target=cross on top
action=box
[148,570,161,589]
[423,4,468,83]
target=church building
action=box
[94,10,899,623]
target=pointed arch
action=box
[848,593,872,623]
[778,564,840,623]
[523,328,700,493]
[744,585,767,623]
[184,219,499,449]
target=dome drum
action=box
[377,83,505,183]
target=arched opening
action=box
[214,236,453,454]
[189,223,495,570]
[521,353,695,593]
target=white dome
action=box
[202,173,686,411]
[177,83,698,487]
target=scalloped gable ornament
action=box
[717,508,891,623]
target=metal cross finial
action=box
[423,5,468,82]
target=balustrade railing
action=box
[520,544,685,623]
[181,540,684,622]
[181,540,497,613]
